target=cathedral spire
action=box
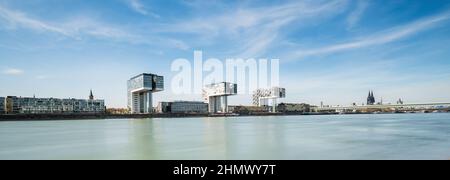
[367,90,376,105]
[89,89,94,100]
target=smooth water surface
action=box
[0,113,449,160]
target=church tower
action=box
[367,91,376,105]
[371,91,375,105]
[89,90,94,100]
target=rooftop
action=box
[129,73,162,80]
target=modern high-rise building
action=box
[127,73,164,114]
[252,87,286,112]
[202,82,237,113]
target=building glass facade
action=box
[157,101,208,114]
[202,82,238,113]
[252,87,286,112]
[127,73,164,114]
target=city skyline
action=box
[1,0,450,108]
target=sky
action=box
[1,0,450,108]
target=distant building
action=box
[5,96,20,114]
[89,89,94,100]
[106,108,130,115]
[157,101,208,114]
[127,73,164,114]
[378,97,384,105]
[2,91,105,115]
[203,82,237,113]
[229,106,269,115]
[157,102,171,113]
[277,103,311,113]
[0,97,5,114]
[252,87,286,112]
[367,91,376,105]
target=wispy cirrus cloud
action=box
[0,5,70,35]
[128,0,147,15]
[158,0,349,58]
[0,5,133,40]
[2,68,24,75]
[126,0,160,18]
[287,10,450,61]
[162,0,347,36]
[0,4,189,50]
[347,0,370,29]
[236,0,349,58]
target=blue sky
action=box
[1,0,450,108]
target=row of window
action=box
[1,97,105,114]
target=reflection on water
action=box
[0,113,450,160]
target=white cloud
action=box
[0,5,192,51]
[164,1,346,35]
[2,68,24,75]
[347,0,370,29]
[0,5,135,40]
[126,0,160,18]
[128,0,147,15]
[236,0,349,58]
[0,1,347,55]
[0,5,69,35]
[61,17,136,40]
[159,0,348,58]
[287,10,450,61]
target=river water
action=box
[0,113,449,160]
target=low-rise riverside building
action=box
[106,108,130,115]
[229,106,270,115]
[157,101,208,114]
[277,103,311,113]
[2,91,105,115]
[0,97,5,114]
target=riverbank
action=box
[0,113,208,121]
[1,111,448,121]
[0,112,339,121]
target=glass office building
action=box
[202,82,237,113]
[157,101,208,114]
[252,87,286,112]
[127,73,164,114]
